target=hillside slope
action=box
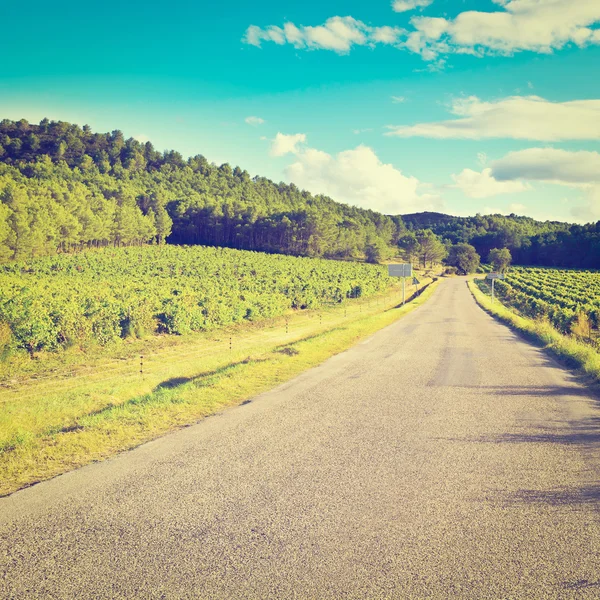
[0,118,402,262]
[402,212,600,268]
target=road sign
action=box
[412,277,420,285]
[485,272,505,304]
[388,264,412,278]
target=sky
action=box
[1,0,600,222]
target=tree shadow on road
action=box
[463,384,594,398]
[475,414,600,447]
[508,485,600,506]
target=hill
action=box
[0,117,599,268]
[0,118,402,262]
[402,212,600,269]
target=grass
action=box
[469,278,600,385]
[0,279,438,496]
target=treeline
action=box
[0,118,403,262]
[402,212,600,269]
[2,118,599,268]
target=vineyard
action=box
[477,267,600,341]
[0,245,392,358]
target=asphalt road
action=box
[2,278,600,599]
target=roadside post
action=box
[485,272,505,304]
[413,276,420,296]
[387,264,413,305]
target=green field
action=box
[0,245,391,361]
[0,245,435,495]
[477,267,600,341]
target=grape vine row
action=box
[0,246,392,356]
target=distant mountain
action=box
[402,211,569,231]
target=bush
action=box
[0,321,13,359]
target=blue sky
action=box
[2,0,600,222]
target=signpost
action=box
[388,264,413,305]
[485,272,505,304]
[412,276,420,295]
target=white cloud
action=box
[392,0,434,13]
[352,128,373,134]
[508,203,527,213]
[270,133,307,157]
[487,148,600,220]
[408,0,600,61]
[451,168,530,199]
[386,96,600,141]
[245,116,265,126]
[272,134,440,213]
[372,26,404,45]
[243,16,403,54]
[243,1,600,64]
[391,96,406,104]
[491,148,600,184]
[571,185,600,221]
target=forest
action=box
[0,118,401,262]
[403,212,600,269]
[0,118,598,268]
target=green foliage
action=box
[365,238,391,264]
[397,231,420,263]
[0,322,12,358]
[488,247,512,273]
[0,245,392,356]
[403,211,600,269]
[0,118,401,262]
[445,243,480,275]
[488,267,600,335]
[415,229,447,268]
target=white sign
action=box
[388,264,412,278]
[486,272,505,280]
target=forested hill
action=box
[0,118,599,268]
[403,212,600,269]
[0,118,402,262]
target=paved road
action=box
[2,278,600,598]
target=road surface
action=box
[2,278,600,598]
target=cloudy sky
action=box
[2,0,600,222]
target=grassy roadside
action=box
[468,278,600,384]
[0,279,439,496]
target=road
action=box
[2,277,600,598]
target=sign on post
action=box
[485,272,505,304]
[387,264,413,305]
[388,264,413,278]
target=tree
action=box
[446,243,480,274]
[416,229,447,268]
[488,247,512,273]
[365,238,390,264]
[397,231,420,264]
[0,203,15,261]
[153,207,173,244]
